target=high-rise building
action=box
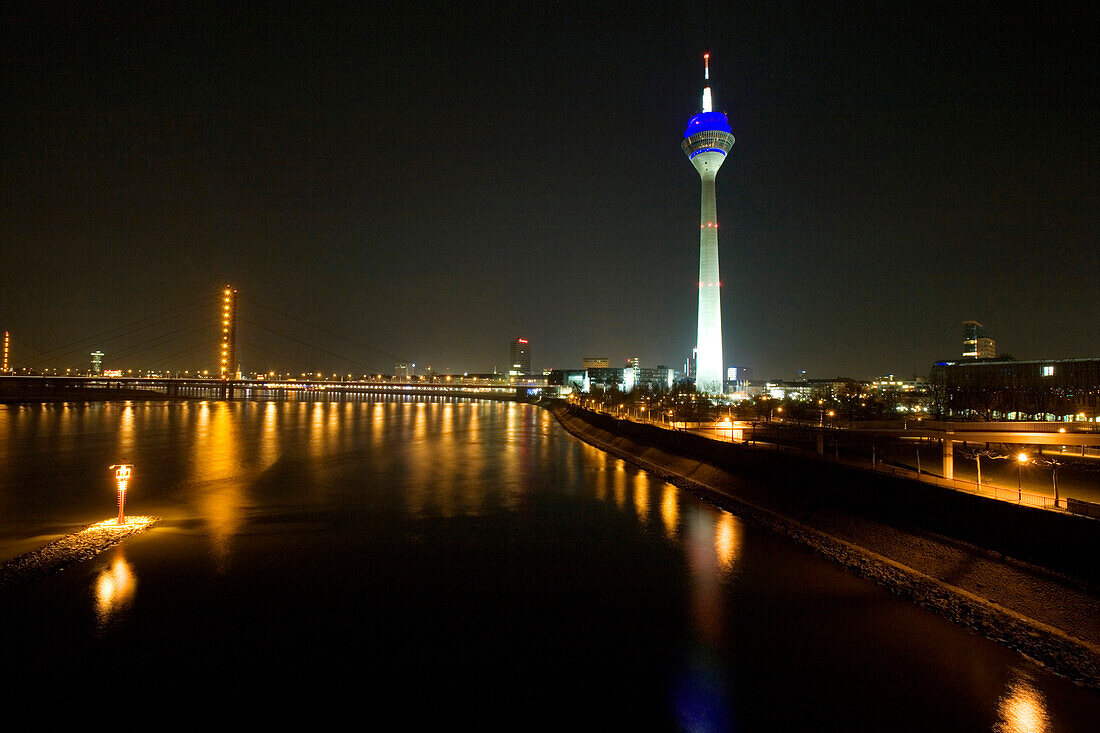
[962,321,982,358]
[727,365,752,392]
[90,351,104,376]
[582,357,610,369]
[2,331,9,373]
[963,321,996,359]
[683,53,735,394]
[509,338,531,376]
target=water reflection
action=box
[633,471,649,526]
[95,547,136,628]
[661,484,679,540]
[192,402,245,570]
[117,402,135,459]
[995,669,1050,733]
[612,460,627,509]
[260,401,279,468]
[714,512,740,575]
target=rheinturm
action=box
[682,53,735,394]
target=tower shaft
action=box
[695,161,723,393]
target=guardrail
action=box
[922,420,1100,433]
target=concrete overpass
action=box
[844,425,1100,480]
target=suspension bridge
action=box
[0,285,553,401]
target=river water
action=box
[0,398,1096,729]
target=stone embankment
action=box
[0,517,159,590]
[548,401,1100,689]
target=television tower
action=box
[682,53,735,394]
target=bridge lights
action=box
[110,464,133,524]
[220,286,237,379]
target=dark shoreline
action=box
[547,400,1100,690]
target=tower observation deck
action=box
[682,53,735,394]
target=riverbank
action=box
[548,401,1100,689]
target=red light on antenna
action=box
[703,53,709,59]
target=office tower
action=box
[91,350,104,376]
[510,338,530,376]
[963,321,996,359]
[682,53,735,393]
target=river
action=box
[0,398,1096,729]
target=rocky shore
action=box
[0,517,159,590]
[549,402,1100,690]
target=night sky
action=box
[2,2,1096,379]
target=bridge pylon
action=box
[220,286,238,380]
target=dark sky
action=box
[1,2,1096,379]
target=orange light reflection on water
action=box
[995,671,1050,733]
[714,512,740,574]
[193,402,245,570]
[661,484,679,540]
[117,402,135,458]
[95,548,136,627]
[633,472,649,526]
[260,401,279,468]
[612,460,627,508]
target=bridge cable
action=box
[239,317,383,374]
[248,296,409,365]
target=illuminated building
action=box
[393,363,413,380]
[933,357,1100,420]
[91,350,104,375]
[765,377,860,401]
[683,53,735,394]
[636,366,676,391]
[625,356,639,389]
[220,286,238,379]
[962,320,996,359]
[509,338,531,376]
[2,330,8,372]
[582,357,610,369]
[583,367,625,392]
[727,365,752,391]
[685,348,697,381]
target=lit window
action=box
[1042,365,1054,377]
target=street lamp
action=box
[1017,452,1027,501]
[110,464,133,525]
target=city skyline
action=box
[1,3,1096,379]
